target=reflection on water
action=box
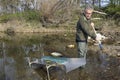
[0,42,16,80]
[0,33,120,80]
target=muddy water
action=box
[0,32,120,80]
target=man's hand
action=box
[91,22,94,27]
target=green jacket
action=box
[76,13,96,42]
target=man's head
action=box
[84,4,94,19]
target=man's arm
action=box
[79,17,96,40]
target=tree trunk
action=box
[98,0,101,8]
[92,0,95,6]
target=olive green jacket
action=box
[76,13,96,42]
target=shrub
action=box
[22,10,41,21]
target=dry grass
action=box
[0,20,75,33]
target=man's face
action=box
[85,9,93,19]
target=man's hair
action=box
[84,4,94,11]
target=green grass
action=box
[0,10,41,23]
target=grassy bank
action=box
[0,20,76,33]
[0,10,77,33]
[0,18,119,34]
[0,10,119,33]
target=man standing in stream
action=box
[76,4,101,59]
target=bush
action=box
[103,4,120,17]
[102,4,120,25]
[22,10,41,21]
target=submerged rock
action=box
[5,27,15,36]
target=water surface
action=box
[0,32,120,80]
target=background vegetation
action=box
[0,0,119,30]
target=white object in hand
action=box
[96,33,106,41]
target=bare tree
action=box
[0,0,20,13]
[98,0,101,8]
[38,0,81,27]
[0,0,82,27]
[92,0,95,6]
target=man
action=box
[76,4,100,59]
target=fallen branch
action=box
[91,18,102,20]
[94,10,107,15]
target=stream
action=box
[0,32,120,80]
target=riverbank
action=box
[0,20,76,33]
[0,19,119,58]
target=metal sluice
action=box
[29,56,86,80]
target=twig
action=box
[93,10,107,15]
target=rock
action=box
[67,44,75,48]
[5,27,15,35]
[117,53,120,57]
[50,52,63,57]
[116,41,120,45]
